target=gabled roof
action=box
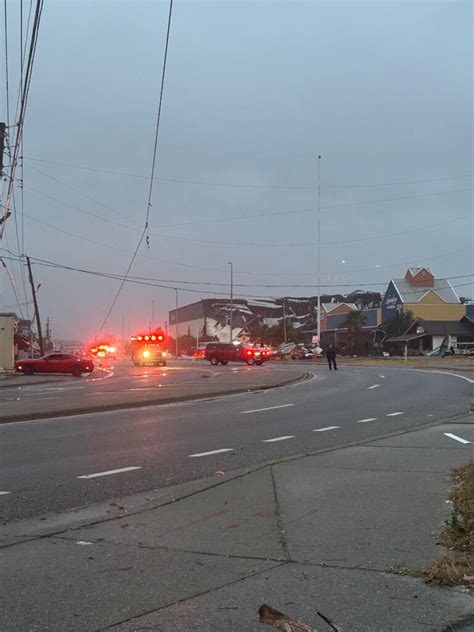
[322,302,357,314]
[407,266,433,277]
[390,278,459,304]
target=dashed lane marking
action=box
[357,418,377,423]
[313,426,340,432]
[189,448,234,458]
[379,375,386,379]
[241,403,295,414]
[444,433,471,445]
[368,384,380,390]
[262,435,295,443]
[0,491,11,496]
[77,466,142,479]
[386,411,404,417]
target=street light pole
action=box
[316,155,322,347]
[175,288,179,357]
[152,300,155,330]
[283,299,287,343]
[228,261,233,342]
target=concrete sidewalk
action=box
[1,420,473,631]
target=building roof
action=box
[408,318,474,337]
[391,278,459,304]
[322,302,357,314]
[407,266,433,277]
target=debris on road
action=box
[259,604,343,632]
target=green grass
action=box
[424,462,474,586]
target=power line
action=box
[24,184,142,233]
[95,0,174,336]
[152,213,472,247]
[0,0,44,239]
[7,253,473,300]
[4,203,472,280]
[25,162,141,226]
[5,251,474,293]
[0,257,25,319]
[20,178,472,247]
[3,0,10,127]
[22,155,473,191]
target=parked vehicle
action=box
[204,343,269,366]
[15,353,94,377]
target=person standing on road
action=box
[326,344,337,371]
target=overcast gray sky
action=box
[1,0,472,340]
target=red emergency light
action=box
[131,330,166,344]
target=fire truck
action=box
[130,329,168,367]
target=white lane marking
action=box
[0,491,11,496]
[77,466,142,479]
[241,403,295,414]
[407,369,474,384]
[88,369,114,382]
[386,411,404,417]
[357,417,377,423]
[313,426,340,432]
[379,375,386,379]
[368,384,380,390]
[262,435,295,443]
[189,448,234,458]
[444,432,471,445]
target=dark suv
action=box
[205,343,267,366]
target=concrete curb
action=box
[0,371,310,425]
[0,377,70,390]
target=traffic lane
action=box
[0,364,304,421]
[0,360,287,400]
[0,367,470,521]
[0,363,215,401]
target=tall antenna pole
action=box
[317,155,322,346]
[228,261,233,342]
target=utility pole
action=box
[175,288,179,357]
[121,315,125,341]
[152,299,155,330]
[26,256,44,356]
[228,261,233,342]
[316,155,322,347]
[282,299,287,343]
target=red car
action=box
[15,353,94,377]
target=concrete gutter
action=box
[0,371,310,425]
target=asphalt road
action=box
[0,362,472,523]
[0,359,305,421]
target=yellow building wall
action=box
[403,303,465,321]
[417,291,446,305]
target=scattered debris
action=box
[214,471,225,477]
[259,604,342,632]
[76,541,93,546]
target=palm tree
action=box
[340,310,368,354]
